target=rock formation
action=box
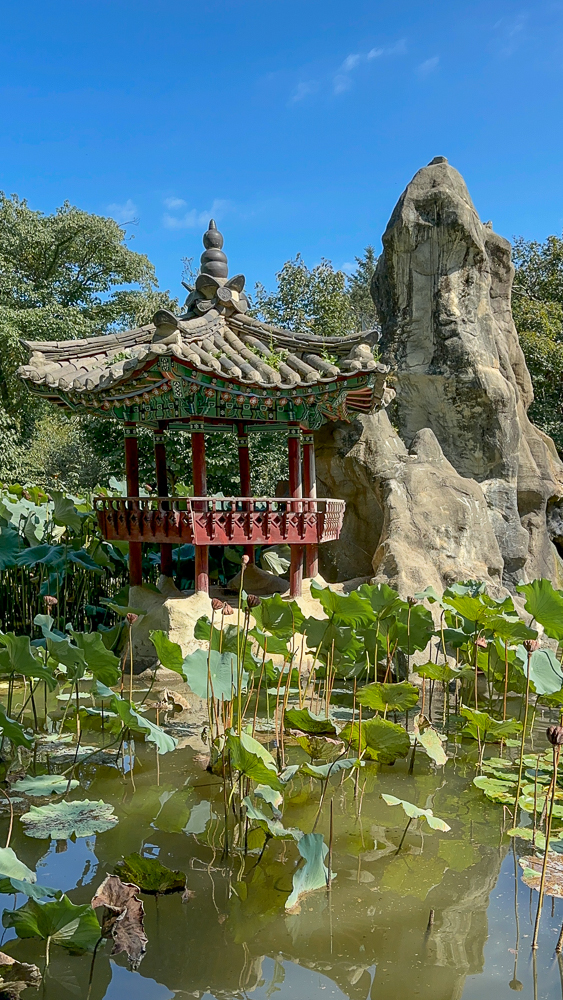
[317,157,563,594]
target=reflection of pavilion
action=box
[19,221,389,596]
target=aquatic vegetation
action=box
[0,571,560,992]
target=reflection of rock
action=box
[320,157,563,593]
[316,410,504,596]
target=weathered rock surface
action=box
[318,156,563,593]
[316,410,505,596]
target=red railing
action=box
[94,496,345,546]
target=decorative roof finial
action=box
[200,219,228,279]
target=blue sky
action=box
[2,0,563,299]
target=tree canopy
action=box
[512,234,563,452]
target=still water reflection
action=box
[2,730,562,999]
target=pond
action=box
[2,695,563,1000]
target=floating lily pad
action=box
[114,853,185,895]
[20,799,118,840]
[473,776,516,804]
[11,775,79,797]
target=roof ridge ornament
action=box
[180,219,249,320]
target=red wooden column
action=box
[302,432,319,579]
[288,425,304,598]
[124,423,142,587]
[237,423,254,562]
[191,422,209,594]
[154,427,174,579]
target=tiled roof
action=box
[19,308,384,396]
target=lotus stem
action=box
[327,797,334,890]
[0,789,14,849]
[396,817,413,855]
[532,741,560,948]
[514,646,534,822]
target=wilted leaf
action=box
[91,875,147,969]
[114,853,185,894]
[285,833,333,911]
[519,853,563,896]
[381,793,451,832]
[20,799,118,840]
[0,950,41,998]
[2,895,101,953]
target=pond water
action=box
[2,693,563,1000]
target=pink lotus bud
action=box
[43,595,58,608]
[211,598,224,612]
[222,604,234,616]
[246,595,262,609]
[126,613,138,625]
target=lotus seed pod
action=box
[547,725,563,746]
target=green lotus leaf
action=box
[183,647,246,701]
[415,661,460,682]
[11,775,79,797]
[283,708,337,736]
[243,798,302,841]
[340,717,410,764]
[0,707,33,750]
[0,848,35,884]
[251,594,305,638]
[70,631,120,686]
[356,681,419,713]
[111,698,176,754]
[516,578,563,641]
[285,833,333,910]
[0,634,57,689]
[51,491,83,534]
[381,794,451,831]
[114,852,185,894]
[20,799,118,839]
[0,526,22,570]
[2,894,101,952]
[149,630,186,676]
[514,645,563,696]
[460,705,522,743]
[226,731,282,791]
[300,758,360,779]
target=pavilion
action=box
[18,221,389,597]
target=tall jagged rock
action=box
[373,155,563,587]
[318,156,563,592]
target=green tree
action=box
[253,255,356,338]
[512,235,563,452]
[348,246,379,330]
[0,193,176,483]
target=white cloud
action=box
[162,198,229,230]
[417,56,439,77]
[290,80,319,103]
[107,198,138,223]
[341,53,361,71]
[341,262,355,274]
[164,196,187,209]
[331,40,407,97]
